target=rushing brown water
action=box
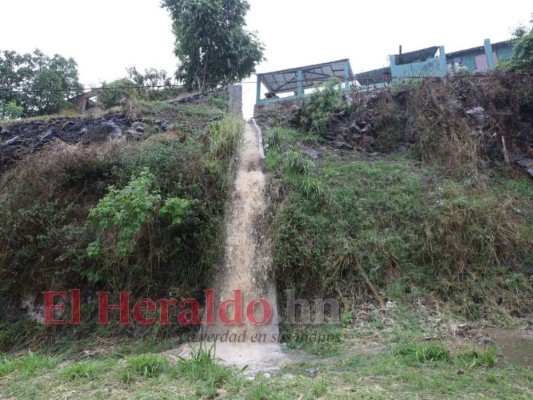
[172,122,285,372]
[203,121,279,337]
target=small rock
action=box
[0,125,11,138]
[301,147,319,160]
[516,159,533,168]
[104,121,122,139]
[352,123,369,134]
[39,129,54,143]
[466,106,485,117]
[127,129,144,141]
[527,168,533,178]
[386,301,397,309]
[131,122,146,133]
[466,107,486,134]
[60,120,75,132]
[447,99,463,114]
[333,141,354,150]
[4,135,21,147]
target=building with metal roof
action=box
[256,59,353,105]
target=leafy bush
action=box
[88,168,162,257]
[160,197,192,226]
[301,78,349,135]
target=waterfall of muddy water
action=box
[170,122,285,372]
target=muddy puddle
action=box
[474,328,533,367]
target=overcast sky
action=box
[0,1,531,116]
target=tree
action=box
[0,49,83,117]
[97,78,137,109]
[508,15,533,72]
[126,67,176,100]
[162,0,264,91]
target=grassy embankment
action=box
[0,98,242,350]
[1,80,532,398]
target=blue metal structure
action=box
[256,38,515,103]
[256,59,353,105]
[446,39,513,73]
[389,46,448,81]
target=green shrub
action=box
[88,168,161,257]
[98,78,137,109]
[301,78,349,135]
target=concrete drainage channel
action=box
[166,84,288,375]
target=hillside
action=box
[0,76,532,399]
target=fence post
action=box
[439,46,447,76]
[256,75,261,104]
[297,70,303,98]
[344,61,350,91]
[484,39,495,70]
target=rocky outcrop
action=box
[0,114,171,170]
[254,84,533,178]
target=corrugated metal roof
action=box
[354,67,392,85]
[446,40,512,58]
[394,46,439,65]
[258,59,353,94]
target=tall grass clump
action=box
[208,115,243,160]
[173,345,236,388]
